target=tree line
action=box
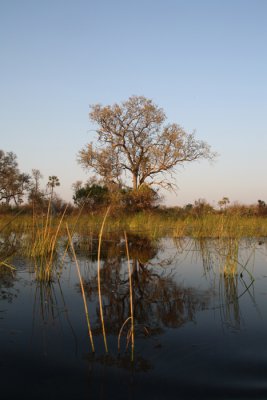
[1,95,266,216]
[0,149,64,212]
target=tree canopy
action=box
[73,182,109,209]
[78,96,216,192]
[0,150,31,205]
[47,175,60,197]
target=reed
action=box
[66,224,95,353]
[0,259,16,271]
[221,238,239,276]
[97,207,110,353]
[118,317,132,354]
[173,215,267,239]
[117,233,135,360]
[124,231,135,362]
[2,210,267,243]
[27,202,68,281]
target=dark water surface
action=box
[1,236,267,399]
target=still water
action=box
[1,236,267,399]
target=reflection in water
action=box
[0,265,17,303]
[0,232,19,303]
[27,235,259,354]
[85,352,152,372]
[31,278,79,357]
[77,235,212,345]
[33,280,60,323]
[1,233,267,399]
[220,274,241,330]
[0,231,19,262]
[181,237,257,331]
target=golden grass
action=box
[97,207,110,353]
[173,215,267,239]
[29,204,68,281]
[124,231,135,362]
[1,212,267,255]
[66,224,95,352]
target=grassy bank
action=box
[1,211,267,239]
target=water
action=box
[1,236,267,399]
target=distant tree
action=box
[73,182,109,210]
[257,199,267,216]
[193,198,214,217]
[50,193,70,213]
[0,150,31,205]
[227,202,254,217]
[32,169,43,193]
[184,203,193,215]
[28,169,45,209]
[47,175,60,198]
[258,199,266,208]
[78,96,216,192]
[218,197,230,211]
[71,180,83,194]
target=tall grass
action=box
[26,201,68,281]
[66,224,95,353]
[1,210,267,282]
[173,214,267,239]
[117,232,135,360]
[97,207,110,353]
[124,231,134,362]
[65,213,267,239]
[2,210,267,240]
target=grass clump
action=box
[26,202,68,282]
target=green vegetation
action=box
[0,150,31,205]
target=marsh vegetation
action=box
[1,203,267,399]
[1,97,267,398]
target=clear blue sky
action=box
[1,0,266,206]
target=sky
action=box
[1,0,266,207]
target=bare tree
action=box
[78,96,216,191]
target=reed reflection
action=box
[182,237,257,330]
[78,235,212,338]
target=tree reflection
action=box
[0,266,16,303]
[79,234,212,339]
[85,352,152,372]
[0,232,19,303]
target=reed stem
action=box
[66,224,95,353]
[124,231,134,362]
[97,207,110,353]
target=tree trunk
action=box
[132,173,138,190]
